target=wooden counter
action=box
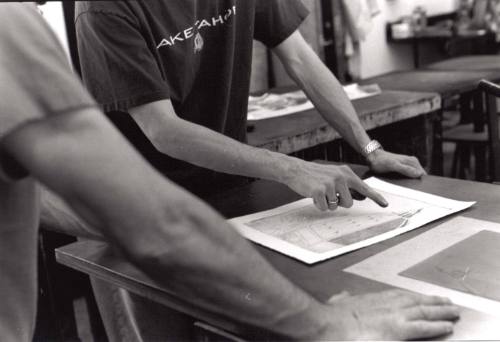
[247,90,441,155]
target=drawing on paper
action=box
[400,230,500,302]
[344,217,500,319]
[246,203,423,253]
[230,178,475,264]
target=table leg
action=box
[459,92,474,124]
[430,110,444,175]
[412,38,420,68]
[475,145,488,182]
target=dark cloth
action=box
[75,0,308,196]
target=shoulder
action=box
[75,1,142,25]
[0,3,66,61]
[0,4,48,40]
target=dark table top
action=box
[360,69,500,99]
[425,55,500,71]
[56,168,500,340]
[247,90,440,154]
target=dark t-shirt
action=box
[75,0,308,195]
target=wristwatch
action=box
[362,140,383,158]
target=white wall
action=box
[38,2,70,61]
[359,0,458,78]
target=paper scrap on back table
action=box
[229,178,475,264]
[247,84,381,121]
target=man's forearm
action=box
[130,102,297,184]
[273,31,427,180]
[295,63,371,153]
[130,100,389,210]
[130,187,328,339]
[6,110,327,339]
[40,186,104,240]
[275,32,371,155]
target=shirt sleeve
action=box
[76,9,170,113]
[0,4,98,181]
[254,0,309,48]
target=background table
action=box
[360,70,500,100]
[248,90,441,173]
[56,169,500,340]
[425,55,500,71]
[248,90,440,154]
[361,69,500,175]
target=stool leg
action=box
[458,145,471,180]
[474,145,487,182]
[451,143,460,178]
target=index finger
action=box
[349,179,388,207]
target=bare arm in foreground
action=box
[3,108,459,340]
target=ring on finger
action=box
[327,193,341,209]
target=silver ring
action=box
[328,198,339,205]
[327,193,341,210]
[328,193,341,204]
[327,195,340,211]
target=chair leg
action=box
[458,144,471,180]
[451,143,460,178]
[474,145,488,182]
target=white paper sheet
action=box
[229,178,475,264]
[247,84,381,121]
[345,217,500,319]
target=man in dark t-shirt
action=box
[76,0,426,209]
[74,2,453,341]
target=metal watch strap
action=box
[362,140,383,157]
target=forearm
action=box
[132,188,328,339]
[6,111,327,339]
[132,105,297,184]
[276,34,371,154]
[297,65,370,153]
[40,186,104,240]
[71,171,326,338]
[274,32,427,180]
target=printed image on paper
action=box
[247,84,381,121]
[230,178,474,264]
[246,201,421,253]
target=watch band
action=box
[362,140,383,157]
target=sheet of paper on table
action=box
[247,84,381,121]
[229,178,475,264]
[345,217,500,324]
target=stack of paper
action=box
[247,84,381,121]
